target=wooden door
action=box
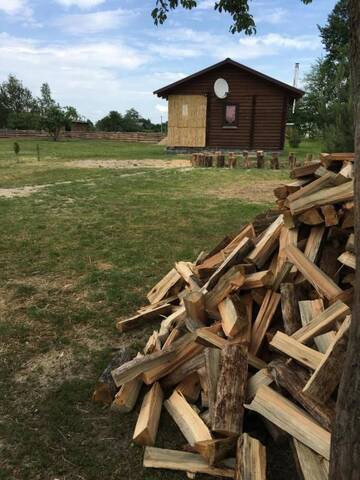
[167,95,207,147]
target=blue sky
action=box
[0,0,337,122]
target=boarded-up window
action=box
[182,104,188,117]
[224,104,238,127]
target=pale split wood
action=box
[250,289,281,355]
[175,261,201,291]
[158,306,186,342]
[270,331,324,369]
[302,225,326,264]
[292,300,350,344]
[298,208,324,225]
[164,390,212,446]
[292,439,329,480]
[162,352,205,388]
[275,226,298,276]
[111,375,142,413]
[116,303,172,333]
[245,385,331,459]
[143,447,234,478]
[176,372,201,403]
[337,251,356,269]
[133,382,163,446]
[218,295,248,338]
[147,268,182,304]
[303,316,351,403]
[235,433,266,480]
[194,437,236,466]
[285,244,343,300]
[183,291,207,331]
[280,283,302,335]
[246,368,273,402]
[286,170,336,204]
[321,204,338,226]
[205,266,245,314]
[298,299,336,353]
[246,214,284,268]
[288,180,354,216]
[242,270,274,290]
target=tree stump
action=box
[256,150,265,169]
[271,152,280,169]
[243,150,250,168]
[228,152,237,169]
[288,152,297,169]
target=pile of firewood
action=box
[93,152,355,479]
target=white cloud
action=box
[0,0,33,21]
[255,8,287,25]
[55,8,135,34]
[197,0,215,10]
[156,104,168,113]
[55,0,106,9]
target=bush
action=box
[288,127,302,148]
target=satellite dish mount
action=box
[214,78,229,99]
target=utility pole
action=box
[292,63,300,114]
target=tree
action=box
[150,1,360,478]
[96,110,124,131]
[0,75,38,127]
[41,105,78,141]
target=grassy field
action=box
[0,137,323,163]
[0,139,319,480]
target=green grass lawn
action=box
[0,137,323,163]
[0,141,313,479]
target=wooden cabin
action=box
[154,58,304,152]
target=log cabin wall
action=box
[158,63,293,151]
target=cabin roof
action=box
[154,58,304,99]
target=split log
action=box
[270,331,324,369]
[291,300,350,344]
[195,325,226,349]
[162,352,205,388]
[183,291,207,331]
[164,390,212,446]
[285,245,343,301]
[302,225,326,264]
[143,447,234,478]
[116,303,172,333]
[175,261,201,291]
[303,316,350,403]
[92,347,132,405]
[245,385,331,459]
[212,343,248,436]
[162,327,182,349]
[147,268,182,304]
[111,374,142,413]
[143,330,161,355]
[298,299,334,352]
[205,266,245,314]
[298,208,324,225]
[280,283,302,335]
[242,270,274,290]
[235,433,266,480]
[194,437,236,466]
[133,382,163,446]
[218,294,248,338]
[290,162,322,178]
[250,289,281,355]
[158,306,186,342]
[268,361,335,431]
[287,170,336,204]
[204,347,221,424]
[292,439,329,480]
[337,251,356,269]
[288,180,354,215]
[246,215,284,268]
[176,372,201,403]
[246,368,273,401]
[321,204,338,226]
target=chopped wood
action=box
[195,437,236,466]
[321,204,338,226]
[337,251,356,269]
[292,300,350,344]
[280,283,302,335]
[245,385,331,459]
[250,289,281,355]
[298,208,324,225]
[235,433,266,480]
[92,347,132,405]
[162,327,182,349]
[205,347,221,424]
[195,324,226,349]
[147,268,182,304]
[133,382,163,446]
[298,299,335,353]
[292,439,329,480]
[175,261,201,291]
[176,372,201,403]
[268,361,334,431]
[165,390,212,446]
[111,375,142,413]
[116,303,172,333]
[218,295,248,338]
[246,215,284,268]
[345,232,354,252]
[205,266,245,314]
[288,180,354,216]
[183,291,207,331]
[246,368,273,401]
[162,352,205,389]
[144,330,161,355]
[290,162,322,178]
[303,316,350,402]
[213,344,248,436]
[303,225,326,263]
[143,447,234,478]
[285,245,343,300]
[242,270,274,289]
[270,331,324,370]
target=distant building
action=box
[71,120,89,132]
[154,58,304,152]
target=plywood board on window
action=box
[168,94,207,147]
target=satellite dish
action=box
[214,78,229,99]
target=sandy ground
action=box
[67,158,191,169]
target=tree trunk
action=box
[329,1,360,478]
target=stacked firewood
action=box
[93,152,355,479]
[190,150,280,169]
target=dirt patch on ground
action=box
[67,158,191,169]
[209,180,276,203]
[0,185,48,198]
